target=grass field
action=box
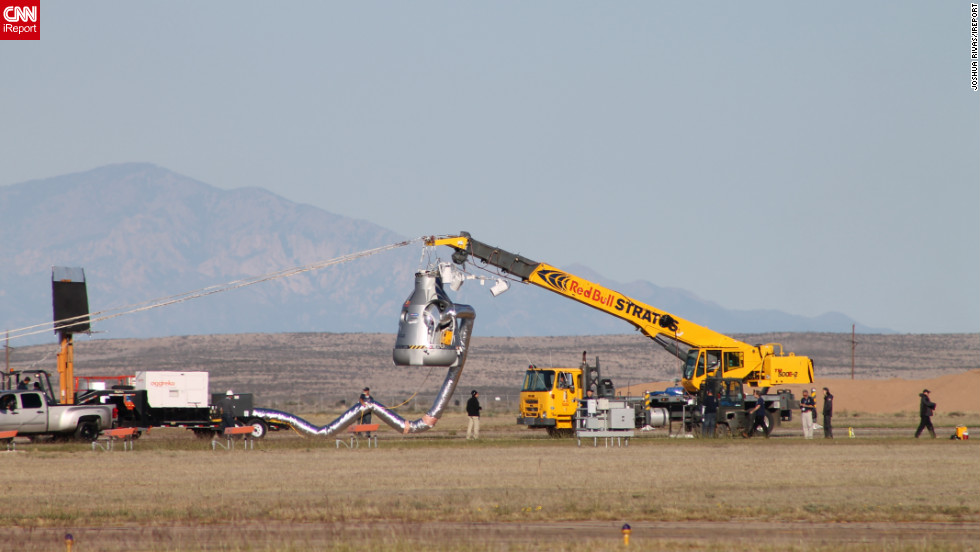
[1,412,978,551]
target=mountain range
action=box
[0,163,887,345]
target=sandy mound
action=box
[622,369,979,415]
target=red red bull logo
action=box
[537,269,672,328]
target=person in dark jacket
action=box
[745,390,769,438]
[822,387,834,439]
[217,390,237,432]
[358,387,373,438]
[701,389,718,438]
[466,390,482,440]
[915,389,936,438]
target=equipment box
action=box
[135,371,209,408]
[210,392,254,417]
[610,408,634,429]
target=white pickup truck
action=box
[0,390,115,441]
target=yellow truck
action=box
[517,351,618,437]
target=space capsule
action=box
[393,270,474,367]
[248,268,477,437]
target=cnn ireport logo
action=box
[1,0,39,40]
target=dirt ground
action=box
[4,520,978,551]
[622,369,980,415]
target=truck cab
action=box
[518,366,583,436]
[0,389,114,440]
[517,352,614,437]
[0,391,49,433]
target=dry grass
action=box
[0,413,977,551]
[4,331,976,549]
[5,439,974,525]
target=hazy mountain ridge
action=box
[1,163,419,342]
[1,163,887,344]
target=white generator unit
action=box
[134,371,209,408]
[575,398,636,445]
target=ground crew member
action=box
[466,390,482,440]
[822,387,834,438]
[745,390,769,438]
[217,390,237,432]
[915,389,936,438]
[702,389,718,438]
[358,387,373,438]
[800,389,815,439]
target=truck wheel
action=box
[716,422,733,438]
[247,419,268,439]
[74,421,99,442]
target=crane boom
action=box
[428,232,814,392]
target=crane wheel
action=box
[763,411,775,437]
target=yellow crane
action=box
[428,232,813,394]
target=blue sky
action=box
[2,3,978,333]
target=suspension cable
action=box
[4,237,424,343]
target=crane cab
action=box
[681,344,813,393]
[681,348,745,393]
